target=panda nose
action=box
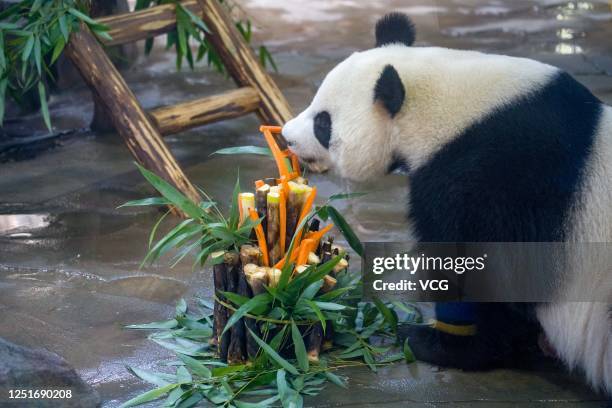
[286,139,294,147]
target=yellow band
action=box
[429,319,477,336]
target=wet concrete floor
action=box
[1,0,611,406]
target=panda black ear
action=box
[374,65,405,118]
[375,13,416,47]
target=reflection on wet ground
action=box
[1,0,611,406]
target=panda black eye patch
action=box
[314,111,332,149]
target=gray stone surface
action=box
[0,338,100,407]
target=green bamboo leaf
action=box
[50,36,65,64]
[313,301,346,311]
[228,174,240,229]
[234,395,280,408]
[21,35,34,61]
[222,293,271,335]
[403,338,416,363]
[37,82,51,131]
[176,298,187,315]
[68,8,98,26]
[327,206,363,256]
[212,146,272,157]
[221,291,250,307]
[304,300,326,334]
[135,163,202,219]
[59,15,69,41]
[178,354,211,378]
[329,192,368,201]
[127,366,170,387]
[324,371,347,389]
[373,298,397,333]
[315,286,352,302]
[176,366,192,384]
[148,209,170,249]
[119,383,177,408]
[291,320,309,372]
[33,36,41,74]
[125,319,178,330]
[118,197,171,208]
[247,328,299,375]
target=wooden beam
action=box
[97,0,199,46]
[195,0,293,146]
[65,23,201,208]
[150,87,261,135]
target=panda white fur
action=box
[282,13,612,396]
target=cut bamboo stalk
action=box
[244,264,268,295]
[295,176,308,185]
[323,324,334,352]
[239,192,255,224]
[333,258,349,275]
[307,252,320,265]
[150,87,261,136]
[266,191,282,265]
[212,251,229,361]
[240,245,262,266]
[266,268,281,288]
[256,184,270,237]
[321,275,337,293]
[227,262,247,365]
[64,23,201,211]
[264,178,277,186]
[306,323,323,362]
[285,182,305,250]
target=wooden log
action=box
[196,0,293,136]
[149,87,261,136]
[306,323,323,362]
[96,1,200,46]
[212,258,229,360]
[64,23,201,209]
[227,263,247,365]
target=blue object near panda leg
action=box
[399,302,542,370]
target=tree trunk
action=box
[64,23,201,209]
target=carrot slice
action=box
[249,209,269,266]
[279,188,287,256]
[304,223,333,249]
[255,179,264,189]
[297,238,314,265]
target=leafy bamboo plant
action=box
[135,0,277,73]
[0,0,111,129]
[118,164,421,408]
[1,0,276,131]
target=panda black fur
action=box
[282,13,612,396]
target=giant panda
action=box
[282,13,612,396]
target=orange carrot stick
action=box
[297,238,314,265]
[304,223,333,247]
[255,179,264,189]
[249,209,269,266]
[262,128,288,178]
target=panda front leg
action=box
[399,302,542,370]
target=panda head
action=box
[282,13,415,181]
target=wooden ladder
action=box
[64,0,293,206]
